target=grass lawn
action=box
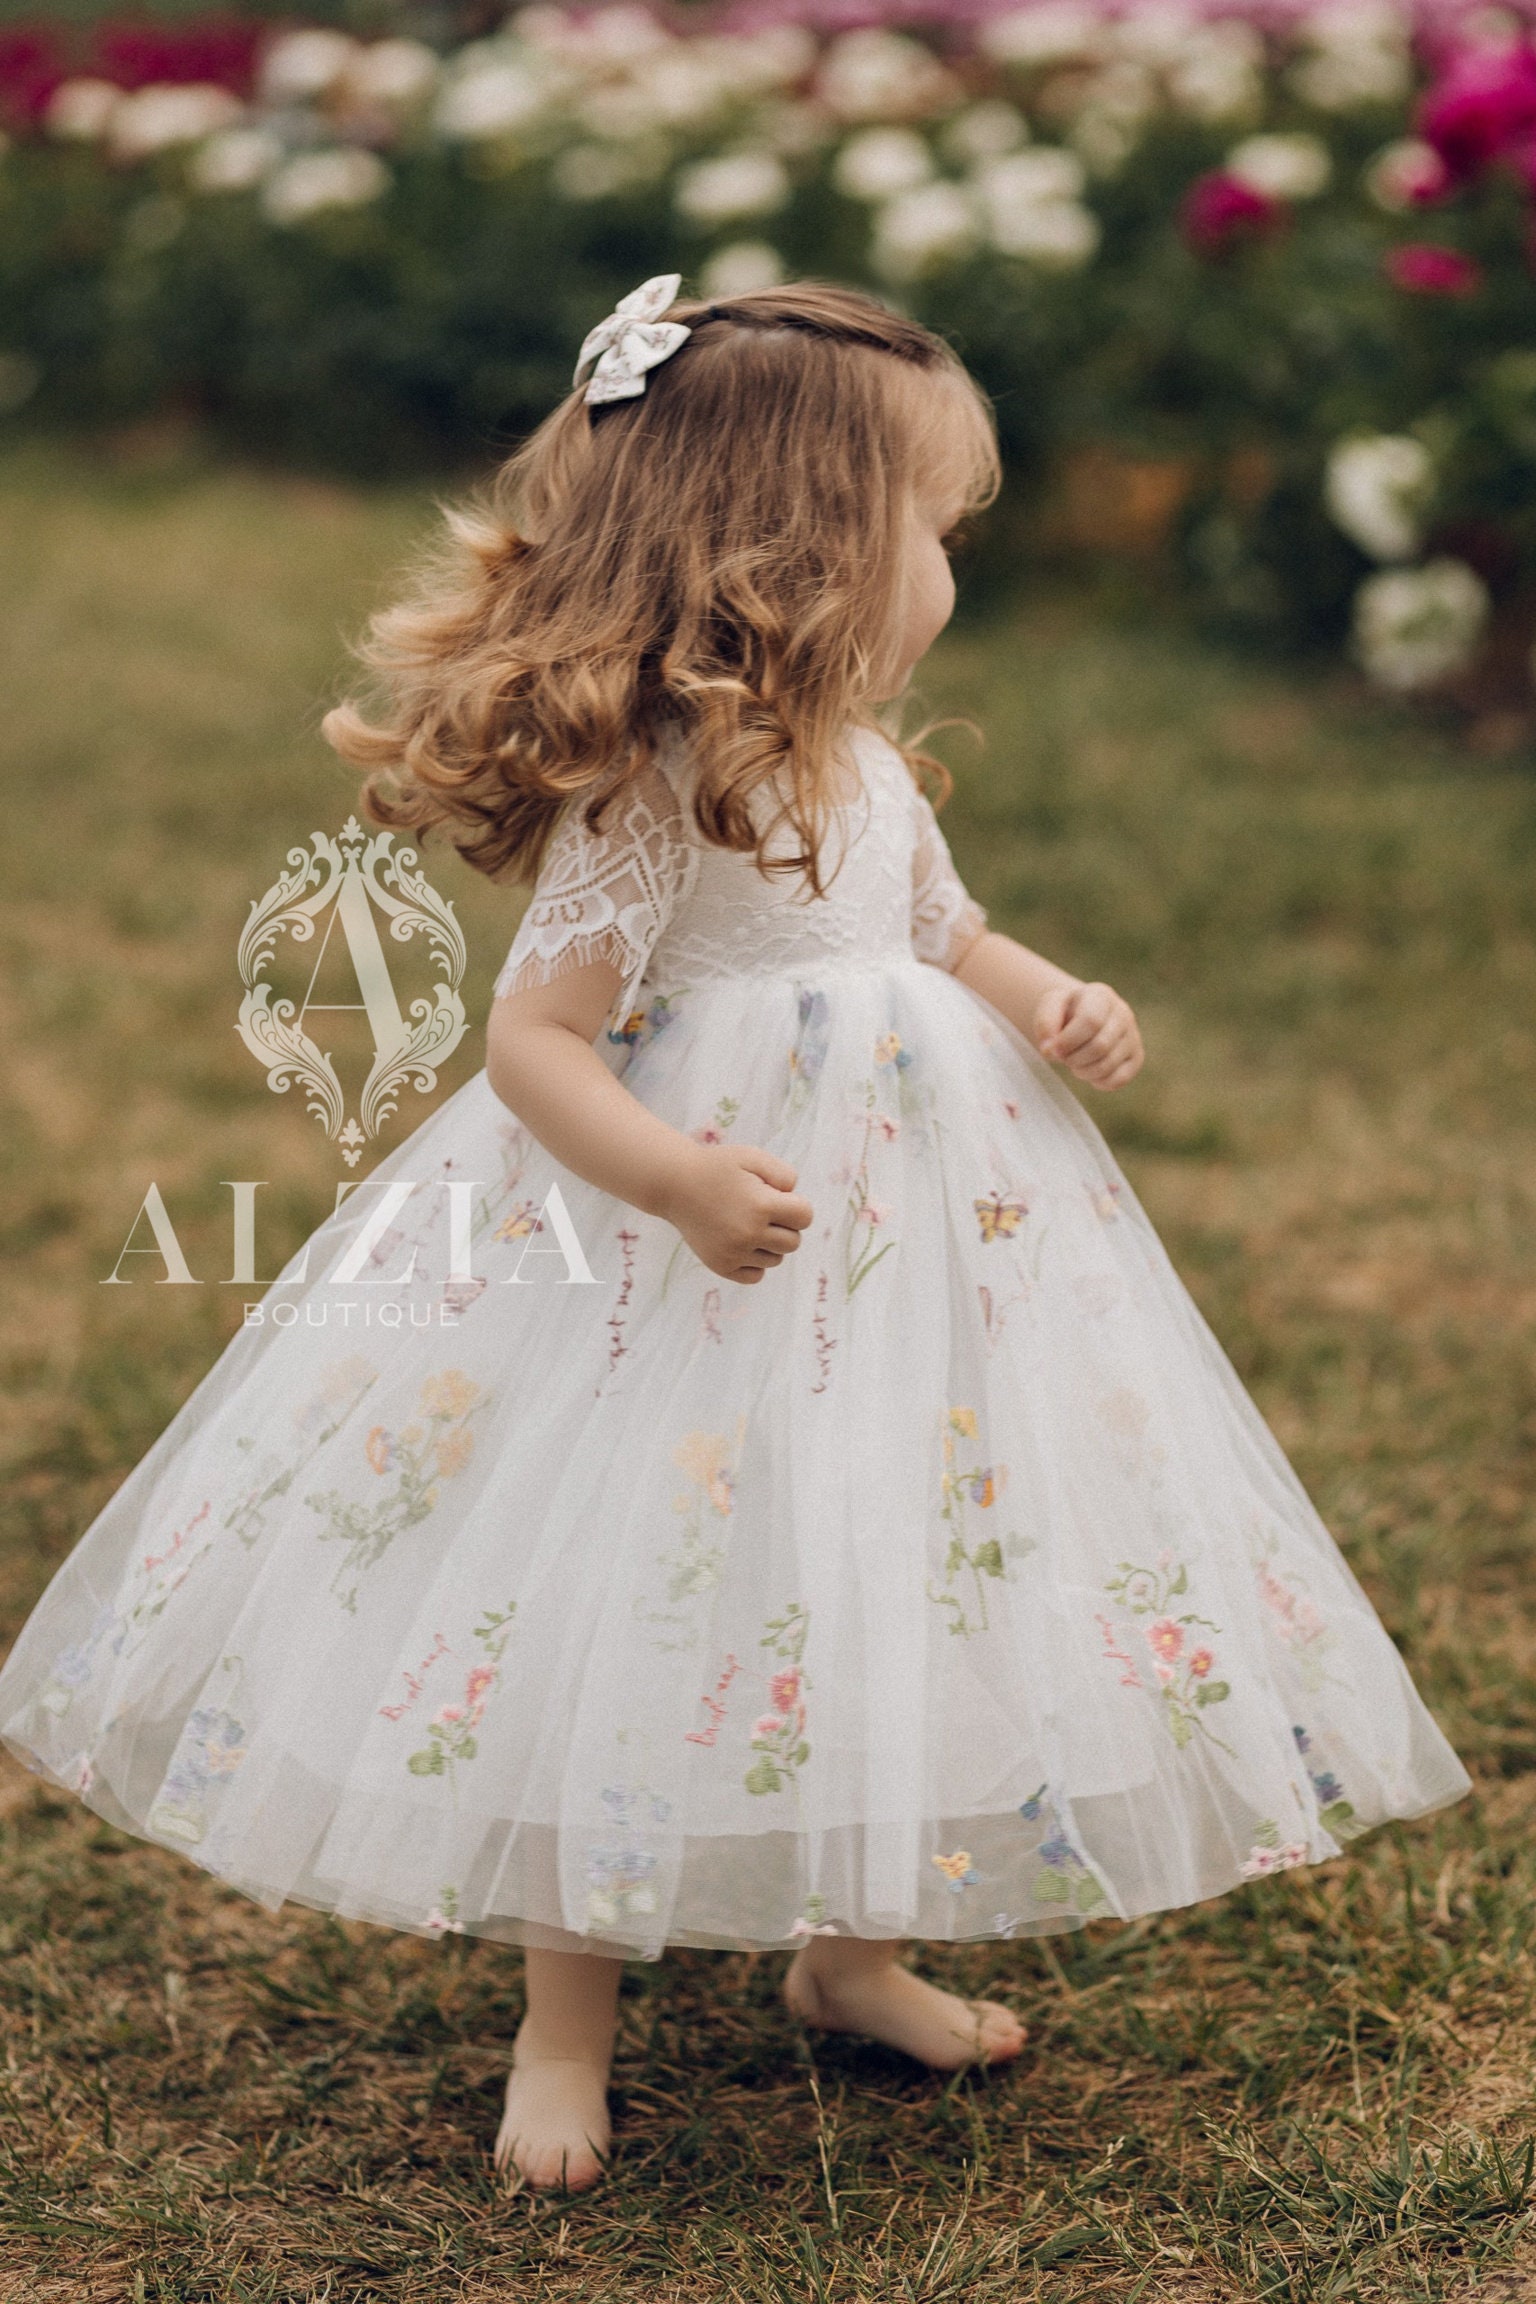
[2,440,1536,2302]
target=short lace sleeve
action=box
[910,786,988,971]
[493,758,697,1026]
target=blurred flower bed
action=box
[7,0,1536,697]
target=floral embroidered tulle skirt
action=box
[0,959,1470,1955]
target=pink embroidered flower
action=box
[855,1201,891,1227]
[1384,242,1482,295]
[436,1704,463,1725]
[1180,170,1284,255]
[769,1669,801,1714]
[692,1126,723,1143]
[1003,1098,1020,1120]
[465,1666,495,1707]
[875,1116,900,1140]
[1146,1617,1185,1666]
[752,1712,785,1741]
[1188,1646,1214,1680]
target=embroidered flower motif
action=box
[874,1031,911,1070]
[1293,1724,1362,1840]
[1239,1826,1309,1880]
[607,993,681,1048]
[423,1886,465,1937]
[745,1603,811,1796]
[1102,1557,1234,1753]
[930,1407,1022,1637]
[406,1602,517,1780]
[932,1849,979,1891]
[1020,1784,1110,1913]
[493,1201,541,1242]
[309,1372,484,1611]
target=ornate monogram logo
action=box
[237,818,467,1165]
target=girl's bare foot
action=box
[495,2032,611,2191]
[494,1945,623,2191]
[783,1937,1025,2070]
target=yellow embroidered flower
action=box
[434,1427,475,1479]
[672,1428,737,1515]
[874,1031,904,1065]
[947,1407,978,1439]
[419,1370,480,1421]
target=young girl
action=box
[0,280,1468,2195]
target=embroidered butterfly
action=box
[974,1193,1028,1243]
[931,1849,980,1891]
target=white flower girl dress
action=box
[0,727,1469,1955]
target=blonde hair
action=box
[324,282,999,894]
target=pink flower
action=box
[1188,1646,1214,1680]
[1418,42,1536,185]
[1180,170,1285,256]
[1384,242,1483,295]
[436,1704,463,1725]
[875,1116,900,1140]
[693,1126,722,1143]
[855,1201,891,1227]
[464,1666,494,1706]
[1146,1617,1185,1665]
[769,1669,801,1714]
[752,1712,784,1741]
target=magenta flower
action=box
[769,1668,801,1713]
[1180,171,1285,256]
[1384,243,1483,295]
[1418,42,1536,185]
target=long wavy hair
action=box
[324,282,1000,894]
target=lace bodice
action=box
[493,725,987,1032]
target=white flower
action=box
[700,239,785,297]
[978,3,1101,67]
[988,195,1100,267]
[1353,560,1490,692]
[45,78,120,140]
[1363,138,1445,213]
[190,127,282,193]
[110,85,244,161]
[1166,22,1264,122]
[973,150,1100,267]
[259,29,358,105]
[261,147,391,225]
[1325,434,1434,562]
[1110,4,1196,66]
[1290,1,1410,110]
[870,180,979,281]
[343,39,439,110]
[628,43,734,130]
[435,50,554,141]
[1226,132,1332,201]
[675,149,789,225]
[833,126,933,202]
[715,26,817,94]
[1066,60,1157,173]
[564,6,668,68]
[815,28,959,122]
[942,101,1028,165]
[551,139,665,198]
[974,146,1085,205]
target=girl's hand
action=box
[1033,979,1144,1091]
[659,1142,814,1285]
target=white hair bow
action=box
[574,273,691,407]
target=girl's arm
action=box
[486,957,814,1286]
[952,930,1144,1093]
